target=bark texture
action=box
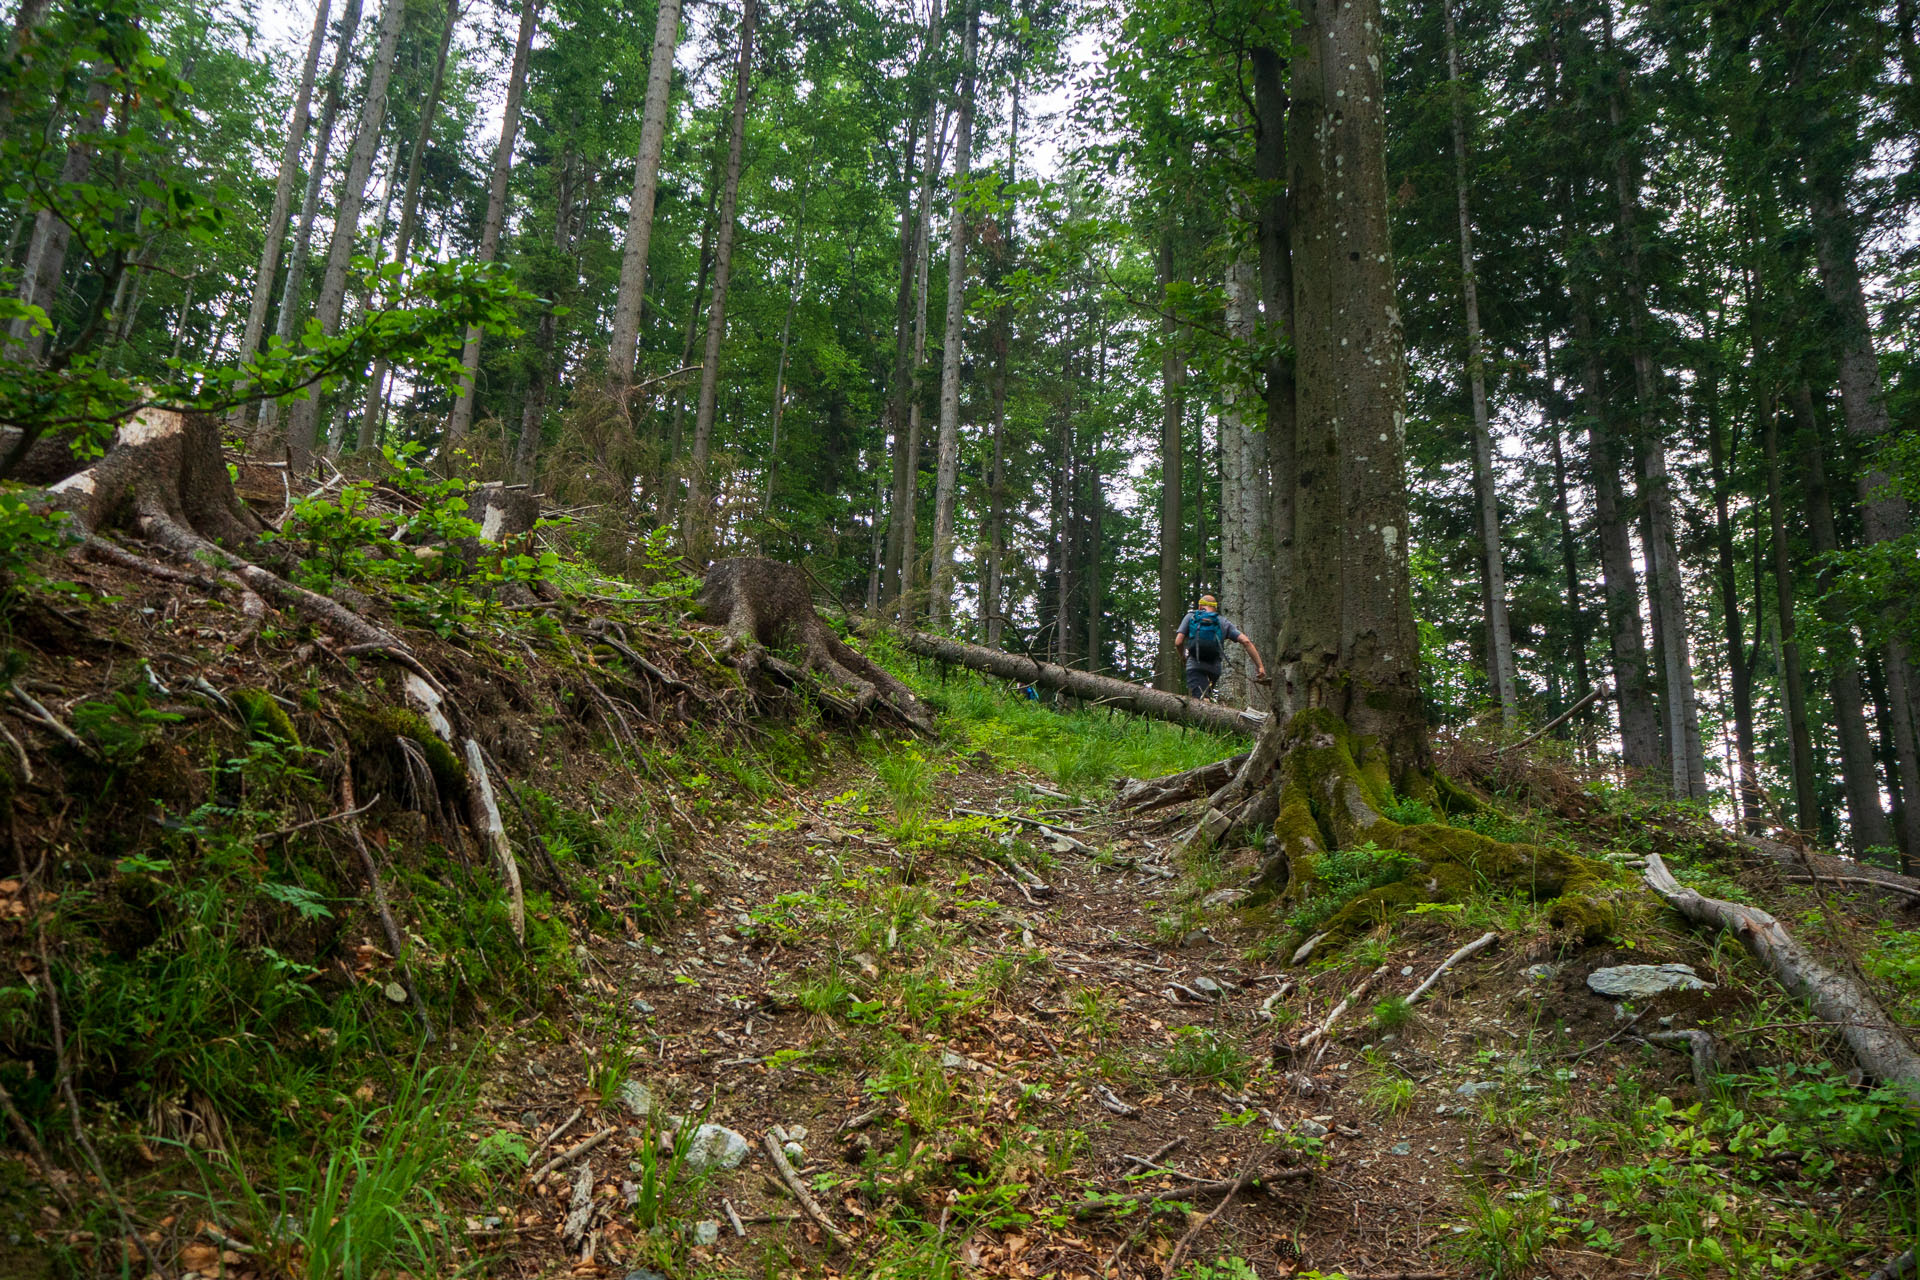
[607,0,684,386]
[927,0,979,630]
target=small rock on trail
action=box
[1585,962,1713,998]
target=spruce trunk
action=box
[607,0,684,387]
[927,0,978,630]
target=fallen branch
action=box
[527,1127,614,1185]
[1778,874,1920,901]
[1866,1249,1914,1280]
[763,1128,853,1251]
[1073,1166,1309,1217]
[261,794,382,841]
[1161,1155,1258,1280]
[1294,964,1390,1058]
[7,684,96,760]
[1641,852,1920,1103]
[1490,683,1607,755]
[1562,1011,1646,1062]
[1405,932,1498,1005]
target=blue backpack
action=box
[1190,610,1223,662]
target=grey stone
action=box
[1585,963,1713,999]
[782,1141,805,1162]
[1523,964,1559,982]
[631,997,656,1014]
[683,1124,751,1174]
[625,1271,670,1280]
[1296,1119,1329,1139]
[1201,887,1247,909]
[619,1081,654,1118]
[383,981,408,1004]
[1400,966,1415,976]
[692,1220,721,1246]
[1390,1141,1412,1156]
[1454,1081,1498,1098]
[940,1051,969,1070]
[851,952,880,979]
[1191,976,1228,997]
[786,1124,808,1142]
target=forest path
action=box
[479,749,1622,1279]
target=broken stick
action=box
[1405,932,1498,1005]
[763,1129,853,1251]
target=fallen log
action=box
[1642,852,1920,1103]
[895,630,1262,738]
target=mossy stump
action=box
[1224,709,1620,948]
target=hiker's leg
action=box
[1185,669,1208,698]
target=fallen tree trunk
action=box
[896,630,1263,738]
[1642,852,1920,1104]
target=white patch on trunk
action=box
[49,471,97,497]
[479,498,507,543]
[116,408,184,448]
[1382,525,1398,551]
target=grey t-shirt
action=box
[1178,611,1242,675]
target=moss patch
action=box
[344,701,468,792]
[232,688,300,746]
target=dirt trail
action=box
[479,752,1679,1280]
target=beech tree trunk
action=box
[984,79,1017,648]
[445,0,540,453]
[1250,45,1295,692]
[879,118,925,609]
[682,0,758,557]
[253,0,365,450]
[1218,239,1268,709]
[284,0,409,468]
[8,81,107,362]
[1281,0,1424,776]
[1442,0,1518,725]
[228,0,331,431]
[1796,388,1897,855]
[1155,227,1185,694]
[927,0,979,630]
[607,0,684,387]
[358,0,461,454]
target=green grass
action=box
[1161,1026,1252,1086]
[891,663,1241,793]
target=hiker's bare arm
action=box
[1238,634,1267,679]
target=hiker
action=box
[1174,593,1267,699]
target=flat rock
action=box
[1190,976,1228,997]
[692,1220,721,1246]
[1523,963,1559,982]
[1390,1140,1412,1155]
[1201,887,1247,909]
[683,1124,751,1174]
[1296,1119,1329,1138]
[619,1081,654,1118]
[1585,963,1712,999]
[1455,1080,1498,1098]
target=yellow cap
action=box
[1198,594,1217,608]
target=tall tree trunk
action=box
[228,0,331,432]
[1602,1,1704,798]
[897,109,946,620]
[883,0,946,612]
[661,170,719,506]
[1763,392,1819,833]
[1282,0,1423,772]
[984,78,1018,649]
[927,0,979,630]
[1155,227,1185,694]
[1442,0,1517,723]
[1541,326,1592,723]
[358,0,462,454]
[511,150,581,485]
[681,0,757,557]
[1796,387,1898,854]
[760,170,811,532]
[1571,272,1661,776]
[1218,240,1266,708]
[8,81,108,362]
[1250,45,1295,691]
[607,0,684,386]
[445,0,540,454]
[254,0,365,450]
[284,0,410,469]
[1807,183,1920,866]
[1704,364,1763,831]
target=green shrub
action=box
[1380,791,1435,825]
[1287,842,1419,933]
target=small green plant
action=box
[1451,808,1526,843]
[1360,1049,1414,1115]
[1372,994,1413,1030]
[1380,790,1435,825]
[632,1107,706,1231]
[1287,842,1419,933]
[1161,1026,1251,1086]
[1446,1184,1561,1278]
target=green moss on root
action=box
[232,689,300,746]
[344,702,467,792]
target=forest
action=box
[0,0,1918,1276]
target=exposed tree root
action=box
[699,557,932,732]
[1121,709,1621,949]
[1641,852,1920,1103]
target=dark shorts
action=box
[1185,667,1219,698]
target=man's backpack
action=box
[1190,610,1223,663]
